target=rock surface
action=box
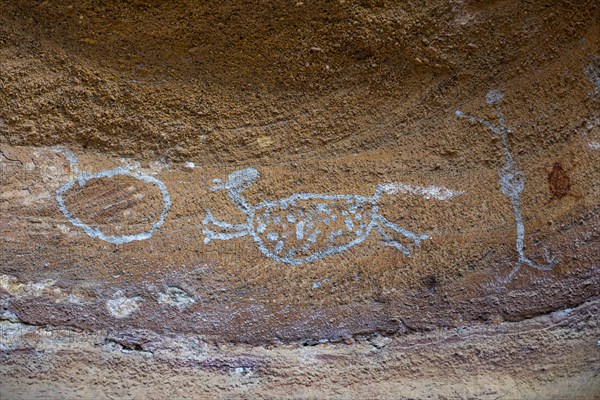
[1,0,599,398]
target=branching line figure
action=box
[456,90,558,282]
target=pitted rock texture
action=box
[1,300,599,399]
[1,0,599,399]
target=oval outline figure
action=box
[55,152,171,245]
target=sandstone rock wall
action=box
[1,1,599,398]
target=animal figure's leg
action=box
[202,208,248,244]
[202,227,248,244]
[374,215,430,245]
[375,224,412,256]
[202,209,247,231]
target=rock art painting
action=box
[581,117,600,150]
[546,162,581,204]
[2,2,599,398]
[584,56,600,96]
[582,59,600,150]
[377,182,464,201]
[202,167,441,264]
[456,91,558,282]
[54,148,171,244]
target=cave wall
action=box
[1,1,599,399]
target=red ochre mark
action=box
[546,162,581,204]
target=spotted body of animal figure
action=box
[202,168,429,265]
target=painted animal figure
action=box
[202,168,429,265]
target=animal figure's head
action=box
[212,167,259,193]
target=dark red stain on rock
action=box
[548,162,572,201]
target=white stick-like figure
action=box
[202,168,431,265]
[456,90,558,282]
[582,58,600,150]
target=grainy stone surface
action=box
[1,300,599,399]
[1,0,599,399]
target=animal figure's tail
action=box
[375,182,464,201]
[211,168,259,192]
